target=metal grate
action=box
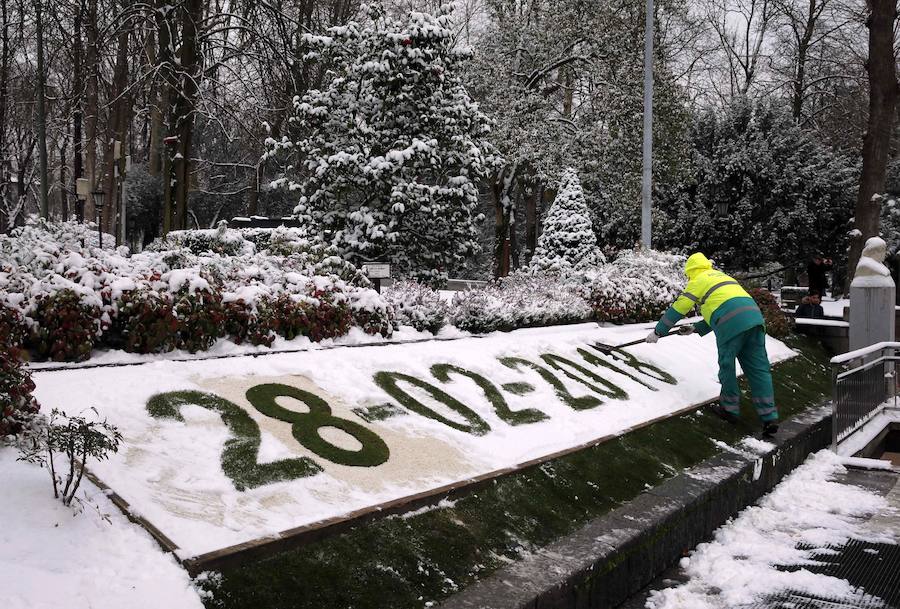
[745,540,900,609]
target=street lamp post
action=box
[641,0,654,250]
[92,188,105,248]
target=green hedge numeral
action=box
[577,348,657,391]
[540,354,628,401]
[246,383,390,467]
[373,371,491,436]
[430,364,547,426]
[147,390,322,491]
[587,345,677,385]
[499,357,602,411]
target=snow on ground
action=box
[30,322,795,559]
[821,298,849,318]
[646,450,898,609]
[0,449,203,609]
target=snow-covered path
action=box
[645,451,900,609]
[0,449,204,609]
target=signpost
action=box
[362,261,391,293]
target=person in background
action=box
[645,253,779,437]
[795,290,824,318]
[806,254,833,298]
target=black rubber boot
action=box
[762,421,779,437]
[709,403,739,424]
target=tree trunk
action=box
[246,161,262,217]
[155,0,175,232]
[146,21,165,176]
[167,0,203,232]
[105,22,130,242]
[83,0,99,224]
[0,0,10,227]
[846,0,899,290]
[72,0,84,221]
[59,139,67,221]
[35,0,49,218]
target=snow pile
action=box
[647,450,896,609]
[0,449,204,609]
[0,220,395,360]
[529,168,605,274]
[590,249,687,323]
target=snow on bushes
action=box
[530,168,605,274]
[384,280,447,334]
[590,250,686,323]
[449,271,593,333]
[0,220,396,361]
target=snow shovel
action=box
[593,327,684,354]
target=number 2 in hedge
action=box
[246,383,390,467]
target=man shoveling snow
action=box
[646,252,779,437]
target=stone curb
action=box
[440,406,833,609]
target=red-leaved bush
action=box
[0,349,40,437]
[110,290,179,354]
[747,288,790,339]
[224,298,278,347]
[0,304,28,351]
[29,290,100,362]
[172,284,226,353]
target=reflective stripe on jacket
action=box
[654,253,765,344]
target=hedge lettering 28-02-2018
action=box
[146,344,676,491]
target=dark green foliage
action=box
[499,356,602,411]
[147,390,322,491]
[18,408,122,507]
[430,364,547,425]
[0,349,40,437]
[747,288,790,339]
[655,99,856,268]
[203,337,832,609]
[29,289,99,362]
[352,402,407,423]
[246,383,390,468]
[540,354,628,401]
[373,371,491,436]
[172,285,226,353]
[588,346,678,386]
[109,290,178,354]
[501,382,535,396]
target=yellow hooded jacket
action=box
[654,253,765,344]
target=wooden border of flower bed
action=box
[80,396,716,576]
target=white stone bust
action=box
[852,236,894,287]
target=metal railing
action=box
[831,342,900,447]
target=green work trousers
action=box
[717,325,778,422]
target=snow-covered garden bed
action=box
[29,323,796,561]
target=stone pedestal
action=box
[849,281,896,351]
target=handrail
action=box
[830,341,900,365]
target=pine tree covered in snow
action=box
[266,5,497,285]
[529,169,604,273]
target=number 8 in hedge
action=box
[246,383,390,467]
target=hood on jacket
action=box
[685,253,713,279]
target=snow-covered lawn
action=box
[30,322,795,561]
[646,450,898,609]
[0,449,204,609]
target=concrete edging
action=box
[440,406,833,609]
